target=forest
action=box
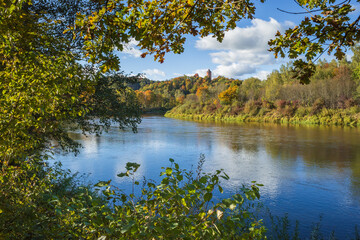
[134,48,360,126]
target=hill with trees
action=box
[133,75,241,113]
[134,47,360,127]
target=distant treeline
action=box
[132,75,240,112]
[133,47,360,126]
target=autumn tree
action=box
[218,85,239,105]
[196,86,210,103]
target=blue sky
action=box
[117,1,359,81]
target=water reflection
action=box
[54,117,360,237]
[192,122,360,203]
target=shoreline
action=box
[164,109,360,127]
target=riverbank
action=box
[165,105,360,126]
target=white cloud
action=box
[191,69,209,77]
[195,18,292,78]
[173,73,183,77]
[214,63,256,77]
[122,39,143,58]
[254,70,271,80]
[283,20,295,28]
[196,18,282,51]
[143,68,166,79]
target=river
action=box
[54,116,360,238]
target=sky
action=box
[116,1,359,81]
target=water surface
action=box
[54,116,360,238]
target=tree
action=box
[269,0,360,84]
[196,86,210,102]
[240,77,263,101]
[218,85,238,104]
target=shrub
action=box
[348,106,360,114]
[337,96,354,109]
[294,106,309,117]
[344,98,355,109]
[0,158,266,239]
[261,100,274,110]
[244,100,262,116]
[290,100,300,108]
[311,98,325,115]
[281,105,296,117]
[0,160,100,239]
[204,103,217,114]
[230,104,242,115]
[101,159,266,239]
[258,107,270,116]
[274,100,287,110]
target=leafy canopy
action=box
[269,0,360,83]
[0,0,264,167]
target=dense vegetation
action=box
[0,157,266,239]
[151,53,360,126]
[2,0,360,238]
[134,75,239,112]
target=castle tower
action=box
[206,69,212,80]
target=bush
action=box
[258,107,270,116]
[230,104,243,115]
[244,100,262,116]
[261,100,274,110]
[344,98,356,109]
[311,98,325,115]
[0,158,266,239]
[337,96,355,109]
[348,106,360,114]
[294,106,309,117]
[281,105,296,117]
[0,160,99,239]
[205,103,217,114]
[274,100,287,110]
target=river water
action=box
[54,116,360,238]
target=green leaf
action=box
[199,176,207,184]
[121,221,135,234]
[165,167,173,176]
[94,180,111,187]
[117,172,127,178]
[218,185,223,194]
[204,192,212,202]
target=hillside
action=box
[134,47,360,126]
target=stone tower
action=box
[206,69,212,80]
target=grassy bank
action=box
[165,103,360,127]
